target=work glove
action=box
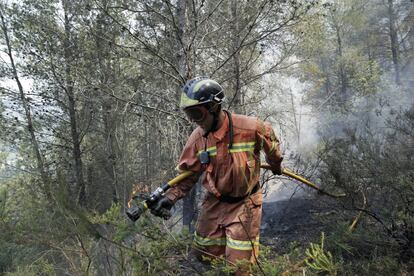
[149,196,174,220]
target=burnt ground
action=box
[260,196,337,254]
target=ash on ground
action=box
[261,196,339,254]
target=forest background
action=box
[0,0,413,275]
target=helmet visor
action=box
[184,106,208,122]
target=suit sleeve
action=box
[164,137,202,203]
[256,120,283,174]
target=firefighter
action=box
[150,77,283,272]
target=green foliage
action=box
[125,218,195,275]
[305,233,339,275]
[4,259,54,276]
[1,0,413,274]
[203,258,237,276]
[324,224,354,256]
[0,177,53,272]
[310,106,414,274]
[254,246,303,275]
[200,243,303,276]
[339,49,382,96]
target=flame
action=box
[127,184,150,208]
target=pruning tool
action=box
[126,164,345,222]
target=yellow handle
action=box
[260,163,346,198]
[167,170,194,187]
[161,164,345,198]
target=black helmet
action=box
[180,77,224,109]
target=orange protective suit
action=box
[165,112,283,269]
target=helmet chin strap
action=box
[203,109,219,138]
[202,109,234,151]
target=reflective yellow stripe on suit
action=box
[229,142,255,153]
[193,232,260,250]
[196,141,255,157]
[226,236,260,251]
[193,232,226,247]
[197,146,217,157]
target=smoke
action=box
[318,71,414,144]
[258,61,414,202]
[257,73,319,202]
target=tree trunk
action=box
[62,0,85,205]
[176,0,191,92]
[230,0,244,114]
[0,7,50,196]
[176,0,197,231]
[333,19,348,105]
[102,101,119,203]
[388,0,401,85]
[289,90,301,145]
[337,27,347,103]
[96,2,119,204]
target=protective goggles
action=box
[184,106,209,122]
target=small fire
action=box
[127,184,150,208]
